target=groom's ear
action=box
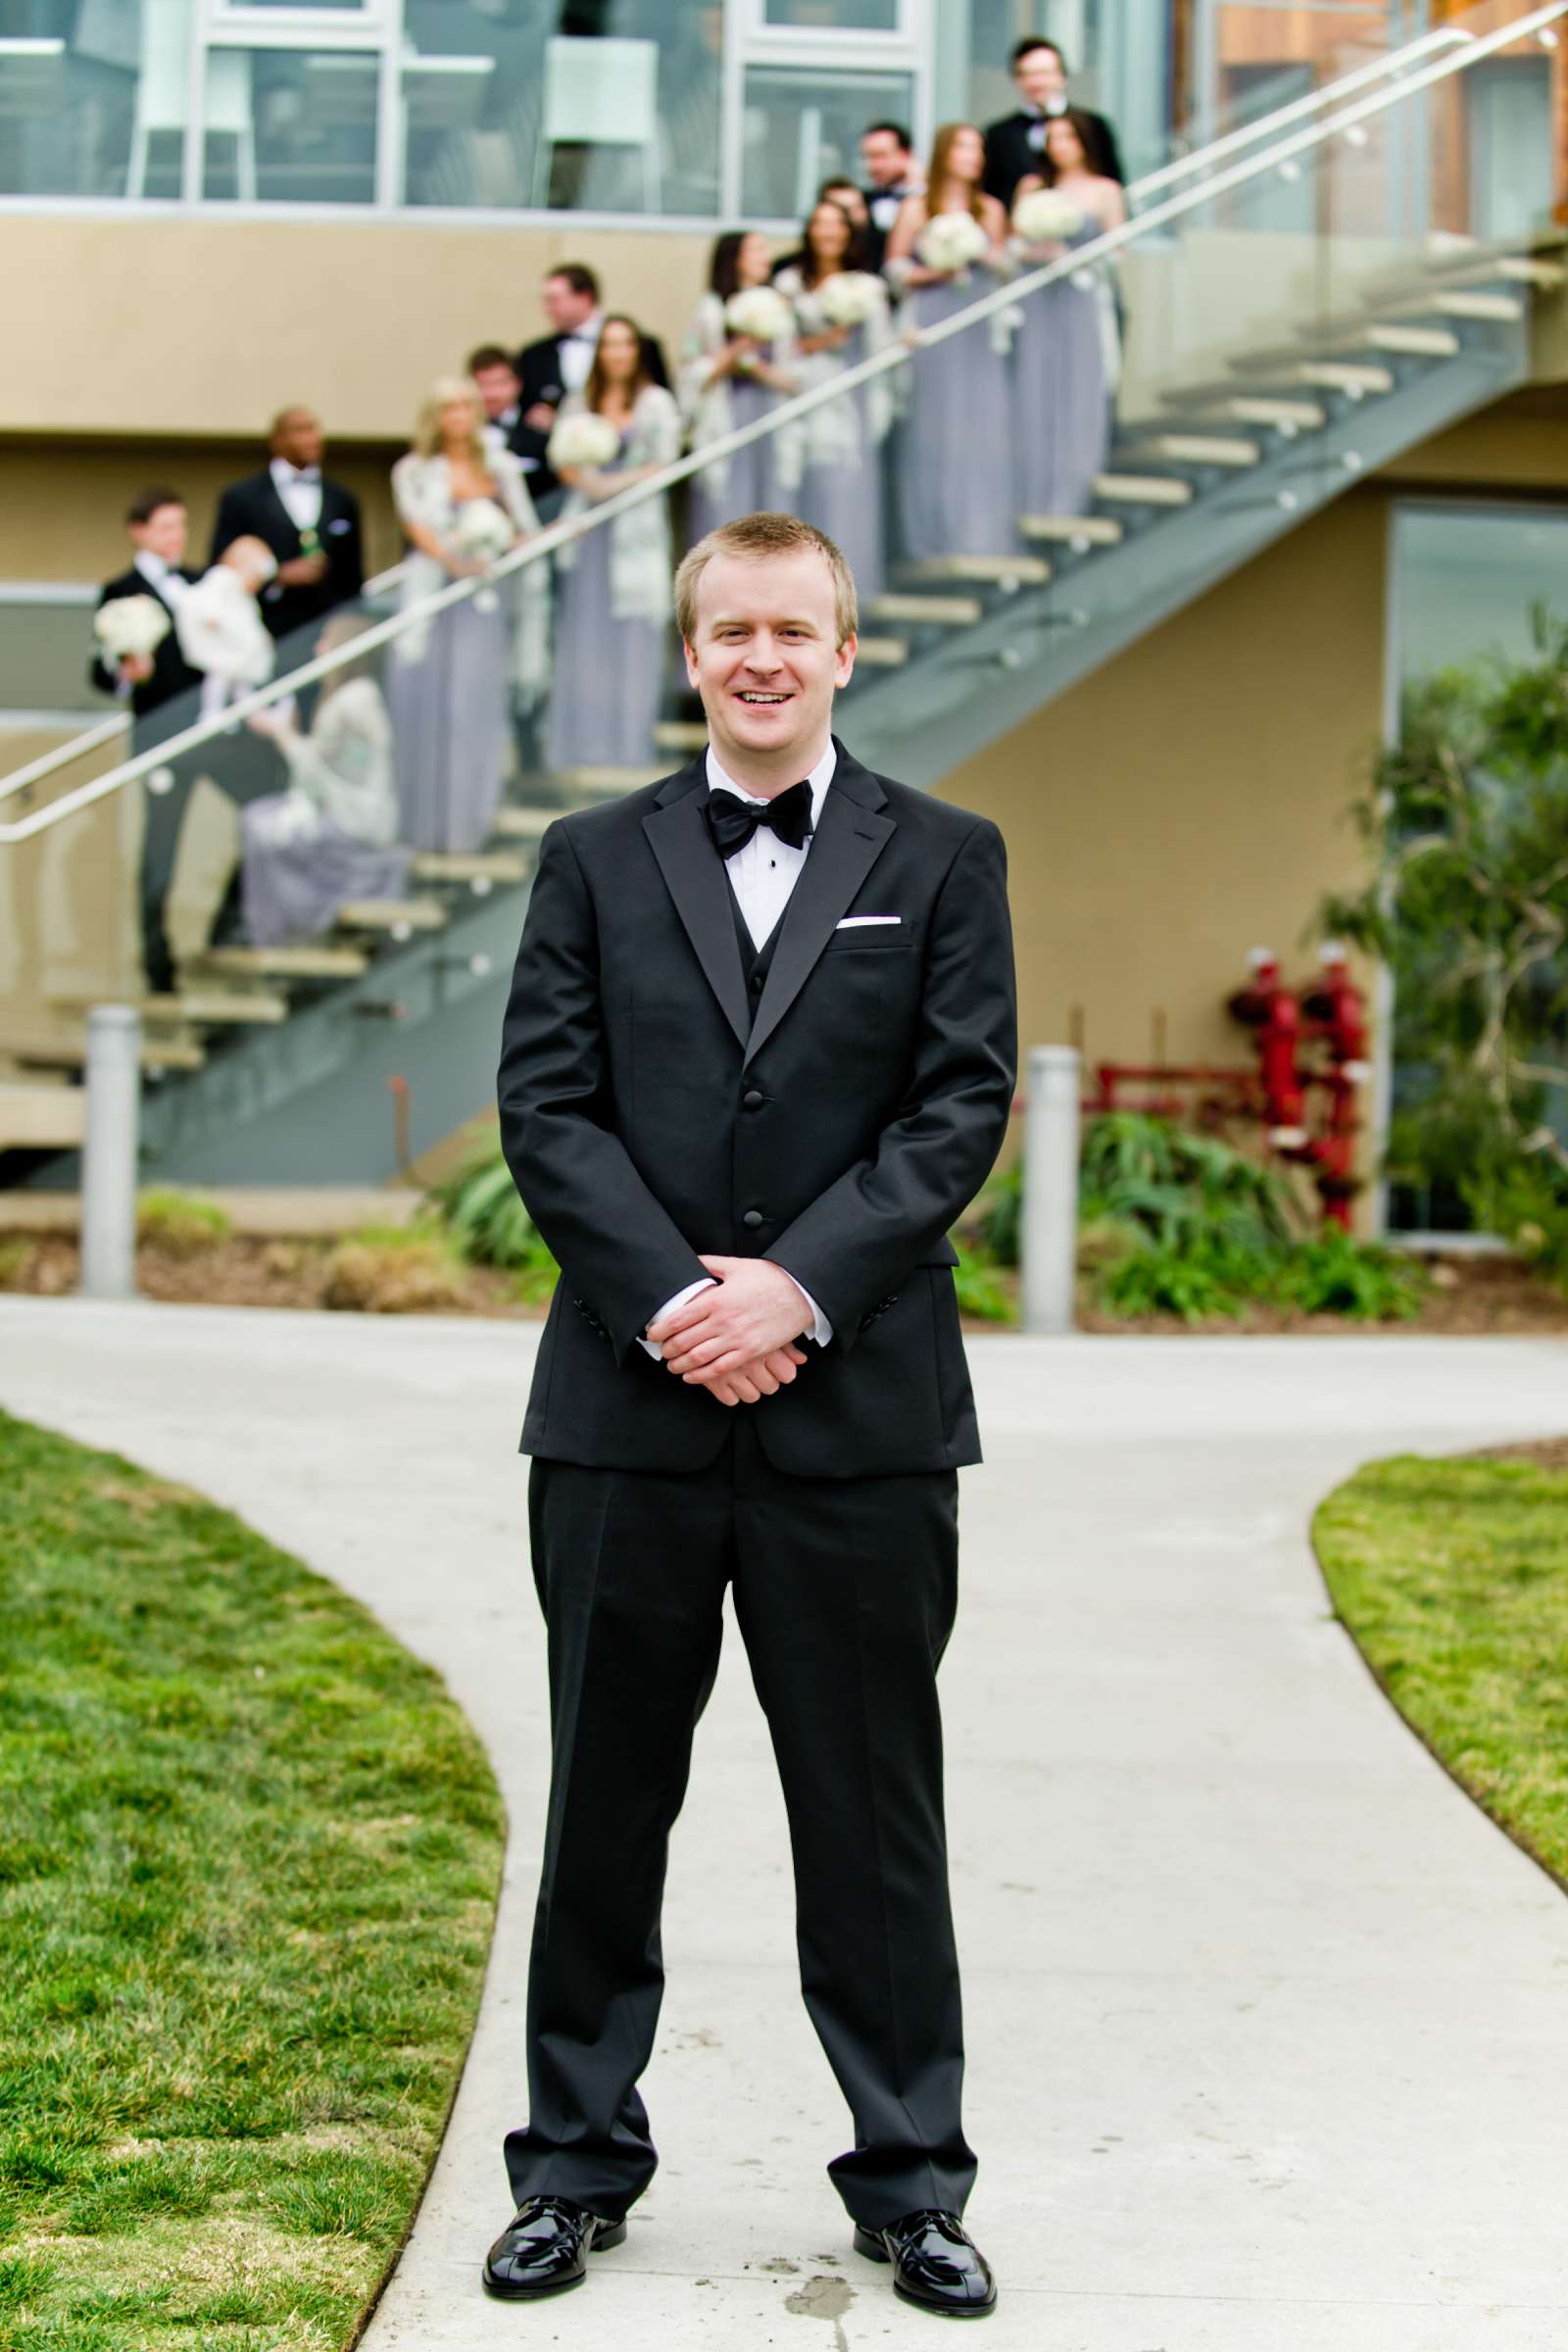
[682,635,702,690]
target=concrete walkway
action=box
[3,1298,1567,2351]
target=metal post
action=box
[1021,1044,1081,1336]
[79,1004,141,1299]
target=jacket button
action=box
[742,1208,765,1230]
[743,1089,764,1109]
[749,970,764,993]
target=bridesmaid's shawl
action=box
[677,291,804,500]
[553,385,681,626]
[390,449,550,703]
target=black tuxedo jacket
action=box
[210,469,364,641]
[513,328,671,501]
[982,106,1125,208]
[89,564,204,738]
[497,742,1017,1479]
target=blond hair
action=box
[674,513,858,647]
[412,376,488,466]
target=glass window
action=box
[400,1,719,216]
[741,63,912,220]
[201,44,378,203]
[764,0,899,27]
[0,0,190,200]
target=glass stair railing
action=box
[1,0,1563,1186]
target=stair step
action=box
[1390,287,1525,323]
[1495,255,1567,290]
[855,635,907,667]
[864,592,984,626]
[898,555,1052,585]
[1235,360,1396,397]
[5,1029,206,1074]
[493,806,559,840]
[194,944,369,981]
[1119,432,1260,467]
[1092,472,1195,508]
[1346,320,1461,358]
[411,850,531,888]
[47,988,288,1026]
[335,897,448,936]
[1018,513,1123,547]
[1170,395,1328,431]
[654,723,708,754]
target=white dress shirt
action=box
[641,739,838,1360]
[270,456,323,532]
[559,313,604,394]
[132,548,188,610]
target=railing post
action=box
[1021,1044,1081,1336]
[78,1004,141,1300]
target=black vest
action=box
[727,878,783,1026]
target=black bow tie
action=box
[704,780,813,859]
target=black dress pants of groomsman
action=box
[504,1412,977,2231]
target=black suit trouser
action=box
[505,1414,977,2229]
[136,727,281,989]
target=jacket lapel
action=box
[642,762,751,1051]
[745,743,895,1067]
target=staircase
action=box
[5,7,1563,1187]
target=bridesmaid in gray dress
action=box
[884,124,1016,565]
[1011,110,1127,523]
[242,612,410,945]
[775,198,895,601]
[545,318,682,774]
[680,230,801,544]
[385,377,545,853]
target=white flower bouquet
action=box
[915,212,990,276]
[816,271,884,329]
[723,285,792,345]
[546,411,621,472]
[1012,189,1088,244]
[93,595,171,662]
[450,498,516,564]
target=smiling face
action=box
[1045,114,1087,172]
[806,202,853,270]
[131,502,187,565]
[271,408,323,469]
[736,231,772,289]
[860,127,907,189]
[595,318,641,387]
[471,360,520,419]
[1014,43,1066,108]
[684,548,856,785]
[438,393,479,448]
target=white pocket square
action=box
[836,915,902,928]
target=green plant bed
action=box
[1314,1449,1568,1890]
[0,1412,505,2351]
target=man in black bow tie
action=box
[209,407,364,648]
[486,513,1016,2318]
[983,35,1124,212]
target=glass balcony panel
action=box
[201,43,378,204]
[764,0,900,26]
[742,62,913,220]
[0,0,194,200]
[400,1,719,217]
[0,588,104,715]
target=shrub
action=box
[135,1189,233,1258]
[320,1224,469,1314]
[953,1242,1013,1323]
[428,1133,559,1302]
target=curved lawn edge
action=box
[1312,1446,1568,1904]
[0,1408,506,2352]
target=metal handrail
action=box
[3,0,1562,850]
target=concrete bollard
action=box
[78,1004,142,1299]
[1021,1044,1081,1336]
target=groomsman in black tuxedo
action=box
[514,264,670,514]
[91,486,207,995]
[485,513,1016,2319]
[859,120,924,274]
[466,343,533,465]
[210,407,364,647]
[983,36,1124,211]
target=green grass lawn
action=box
[1314,1448,1568,1889]
[0,1411,505,2351]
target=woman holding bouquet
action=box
[775,197,894,600]
[884,122,1015,563]
[679,229,801,545]
[1011,110,1126,522]
[387,376,547,852]
[545,316,682,774]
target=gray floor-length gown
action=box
[895,270,1016,564]
[1013,226,1111,523]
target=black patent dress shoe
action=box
[481,2193,626,2299]
[854,2209,997,2318]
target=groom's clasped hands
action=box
[647,1255,813,1408]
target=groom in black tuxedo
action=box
[486,512,1015,2320]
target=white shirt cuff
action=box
[774,1267,833,1348]
[639,1276,716,1360]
